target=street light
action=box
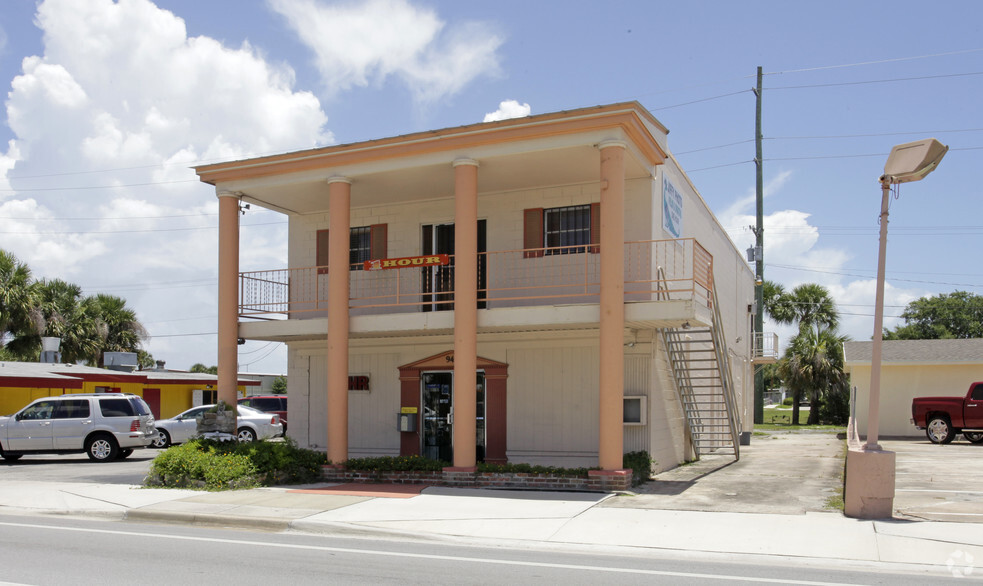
[845,138,948,519]
[868,138,948,449]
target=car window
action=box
[54,400,91,419]
[128,397,151,416]
[99,397,136,417]
[973,386,983,401]
[20,400,57,421]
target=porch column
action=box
[327,177,351,463]
[216,191,240,407]
[598,141,626,471]
[452,158,479,469]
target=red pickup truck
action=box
[912,382,983,444]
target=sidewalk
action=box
[1,432,981,576]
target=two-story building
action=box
[196,102,755,474]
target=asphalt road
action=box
[0,514,966,585]
[0,448,158,484]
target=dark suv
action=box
[0,393,156,462]
[238,395,287,433]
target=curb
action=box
[124,508,290,532]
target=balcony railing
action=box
[753,332,780,363]
[239,238,713,319]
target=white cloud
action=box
[268,0,503,103]
[0,0,330,371]
[483,100,531,122]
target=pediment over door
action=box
[398,350,508,371]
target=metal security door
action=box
[422,372,453,462]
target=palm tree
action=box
[0,250,41,354]
[91,294,149,366]
[779,326,849,425]
[764,282,843,425]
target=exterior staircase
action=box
[660,278,741,460]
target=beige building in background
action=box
[196,102,755,474]
[844,338,983,438]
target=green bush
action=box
[782,396,794,406]
[623,451,653,486]
[146,438,328,490]
[476,462,595,477]
[147,441,259,491]
[343,455,447,472]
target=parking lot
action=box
[884,436,983,523]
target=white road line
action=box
[0,520,854,585]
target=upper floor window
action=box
[317,224,388,273]
[545,204,591,254]
[523,204,599,258]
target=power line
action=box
[768,70,983,90]
[764,48,983,75]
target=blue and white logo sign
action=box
[663,177,683,238]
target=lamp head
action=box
[880,138,948,185]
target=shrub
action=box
[782,396,794,406]
[622,451,653,487]
[343,455,447,472]
[476,462,594,477]
[146,438,328,490]
[147,440,259,491]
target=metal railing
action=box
[753,332,780,363]
[239,238,713,318]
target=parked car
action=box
[912,382,983,444]
[0,393,156,462]
[238,395,288,433]
[151,404,283,448]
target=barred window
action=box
[349,226,371,269]
[545,204,591,254]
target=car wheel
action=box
[0,450,22,462]
[151,430,171,449]
[926,416,955,444]
[85,434,120,461]
[964,431,983,444]
[237,427,257,443]
[117,448,134,459]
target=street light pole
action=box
[845,138,948,519]
[865,179,892,450]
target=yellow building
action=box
[0,362,259,419]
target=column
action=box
[327,177,351,463]
[452,159,478,469]
[216,191,240,407]
[598,141,626,471]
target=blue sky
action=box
[0,0,980,373]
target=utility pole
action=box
[753,66,764,425]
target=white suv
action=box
[0,394,157,462]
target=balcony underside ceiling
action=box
[220,142,653,215]
[237,300,712,343]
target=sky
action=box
[0,0,981,374]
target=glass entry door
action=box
[421,371,486,463]
[421,221,487,312]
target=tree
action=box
[778,326,849,425]
[884,291,983,340]
[0,250,40,352]
[91,293,149,366]
[190,363,219,375]
[271,375,287,394]
[763,281,846,425]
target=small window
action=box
[545,204,591,254]
[972,385,983,401]
[317,224,388,272]
[350,226,371,269]
[624,396,647,426]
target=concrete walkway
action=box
[1,430,981,578]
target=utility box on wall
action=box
[398,412,418,432]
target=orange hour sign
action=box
[364,254,449,271]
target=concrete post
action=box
[216,191,240,408]
[452,158,479,469]
[326,177,351,464]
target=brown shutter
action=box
[369,223,388,260]
[316,229,329,274]
[523,208,544,259]
[589,202,600,254]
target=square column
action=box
[216,191,240,407]
[598,141,626,471]
[327,177,351,463]
[452,158,479,469]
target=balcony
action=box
[238,239,715,341]
[753,332,780,364]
